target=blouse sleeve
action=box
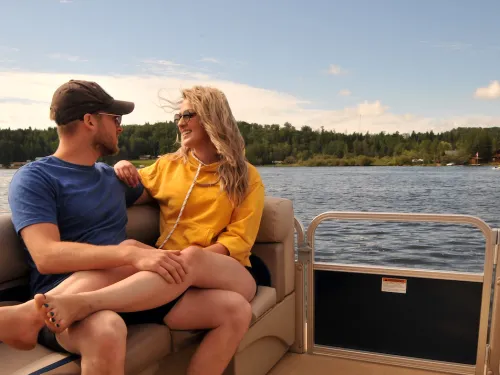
[216,170,265,264]
[137,157,166,198]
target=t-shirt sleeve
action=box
[8,166,58,234]
[124,180,145,207]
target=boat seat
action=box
[0,195,297,375]
[0,299,172,375]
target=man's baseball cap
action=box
[50,79,135,125]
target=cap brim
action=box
[105,100,135,116]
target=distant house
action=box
[445,150,459,156]
[10,162,27,168]
[469,155,482,165]
[492,149,500,162]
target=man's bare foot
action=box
[0,301,45,350]
[35,293,94,333]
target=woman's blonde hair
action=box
[163,86,248,206]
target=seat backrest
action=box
[125,197,296,302]
[125,204,161,246]
[0,196,296,302]
[0,214,29,299]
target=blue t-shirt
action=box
[8,156,144,295]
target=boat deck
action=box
[268,353,453,375]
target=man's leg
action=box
[55,310,128,375]
[37,246,257,332]
[0,265,137,350]
[164,288,253,375]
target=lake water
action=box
[1,166,499,273]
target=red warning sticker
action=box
[381,277,407,294]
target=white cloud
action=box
[338,89,351,97]
[474,81,500,99]
[140,60,209,80]
[200,57,220,64]
[141,59,181,67]
[48,53,87,62]
[0,70,499,134]
[59,0,73,3]
[434,42,472,51]
[0,46,19,53]
[328,64,347,75]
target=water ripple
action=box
[2,165,499,273]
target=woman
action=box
[115,85,269,287]
[36,86,270,332]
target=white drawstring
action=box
[157,162,202,249]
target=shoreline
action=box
[2,163,498,170]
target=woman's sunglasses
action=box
[174,111,196,124]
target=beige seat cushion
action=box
[124,324,172,374]
[1,343,65,375]
[170,286,277,352]
[0,324,172,375]
[250,286,276,323]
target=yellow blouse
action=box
[137,152,265,267]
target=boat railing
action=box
[293,211,500,375]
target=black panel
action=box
[314,270,482,364]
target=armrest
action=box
[252,197,295,302]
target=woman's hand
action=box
[114,160,140,187]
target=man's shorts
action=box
[37,253,271,354]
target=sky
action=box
[0,0,499,134]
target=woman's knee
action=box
[182,245,203,262]
[221,293,253,333]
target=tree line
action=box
[1,121,499,167]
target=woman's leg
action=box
[38,246,257,333]
[163,288,252,375]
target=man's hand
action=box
[128,247,189,284]
[114,160,140,187]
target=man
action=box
[0,80,252,375]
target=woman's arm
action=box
[215,180,265,264]
[204,243,230,255]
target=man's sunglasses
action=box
[98,112,122,126]
[174,111,196,124]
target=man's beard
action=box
[93,131,119,157]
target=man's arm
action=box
[20,223,137,274]
[8,165,137,274]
